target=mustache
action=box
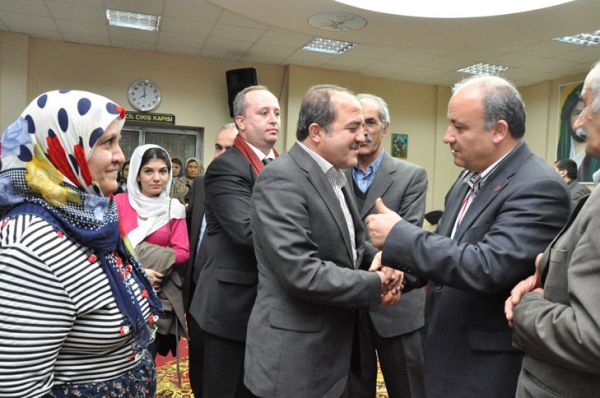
[363,133,372,143]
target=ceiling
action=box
[1,0,600,86]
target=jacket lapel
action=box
[437,173,469,237]
[453,143,532,240]
[290,145,355,265]
[360,156,394,219]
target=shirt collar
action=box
[354,149,385,175]
[246,140,275,161]
[297,141,347,188]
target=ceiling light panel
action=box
[106,9,160,31]
[303,38,356,54]
[457,63,510,75]
[554,31,600,46]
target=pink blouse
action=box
[115,193,190,265]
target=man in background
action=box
[554,158,590,211]
[189,85,279,398]
[185,122,237,397]
[366,75,570,398]
[347,93,427,398]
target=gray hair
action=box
[296,84,353,141]
[220,122,237,131]
[584,61,600,114]
[356,93,390,127]
[232,85,270,117]
[453,75,526,139]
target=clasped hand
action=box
[370,251,403,306]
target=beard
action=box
[571,127,587,143]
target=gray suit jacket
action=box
[244,143,382,398]
[346,153,427,337]
[381,143,570,398]
[566,178,591,212]
[513,187,600,398]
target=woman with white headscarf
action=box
[0,90,162,397]
[115,145,190,360]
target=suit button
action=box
[435,284,443,290]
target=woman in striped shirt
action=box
[0,90,162,397]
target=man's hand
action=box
[365,198,402,249]
[504,252,544,327]
[375,261,404,306]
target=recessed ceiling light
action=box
[308,12,367,31]
[457,63,510,75]
[303,38,357,54]
[334,0,574,18]
[106,9,161,31]
[554,31,600,46]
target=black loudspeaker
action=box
[226,68,257,117]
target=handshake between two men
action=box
[366,198,406,307]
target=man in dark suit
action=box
[185,122,237,397]
[244,85,402,398]
[553,158,591,211]
[189,85,280,398]
[347,93,427,398]
[506,60,600,397]
[366,75,570,398]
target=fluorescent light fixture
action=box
[106,9,160,31]
[457,63,510,75]
[303,38,356,54]
[334,0,574,18]
[554,31,600,46]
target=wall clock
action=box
[128,79,161,112]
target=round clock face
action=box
[128,79,161,112]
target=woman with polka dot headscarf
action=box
[0,90,162,397]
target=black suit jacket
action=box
[183,175,205,311]
[189,147,259,341]
[382,143,570,398]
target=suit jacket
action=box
[512,187,600,398]
[381,143,570,398]
[566,178,591,212]
[183,175,205,311]
[189,147,258,342]
[346,153,427,337]
[244,143,382,398]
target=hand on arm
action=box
[505,252,543,327]
[365,198,402,249]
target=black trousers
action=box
[188,323,256,398]
[348,312,425,398]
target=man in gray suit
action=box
[366,75,570,398]
[245,84,402,398]
[553,158,591,211]
[506,61,600,397]
[347,93,427,398]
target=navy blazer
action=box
[382,143,570,398]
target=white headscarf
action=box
[126,144,186,248]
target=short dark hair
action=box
[296,84,353,141]
[454,76,526,139]
[555,158,578,180]
[139,147,171,176]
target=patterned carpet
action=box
[155,339,389,397]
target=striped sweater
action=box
[0,214,152,397]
